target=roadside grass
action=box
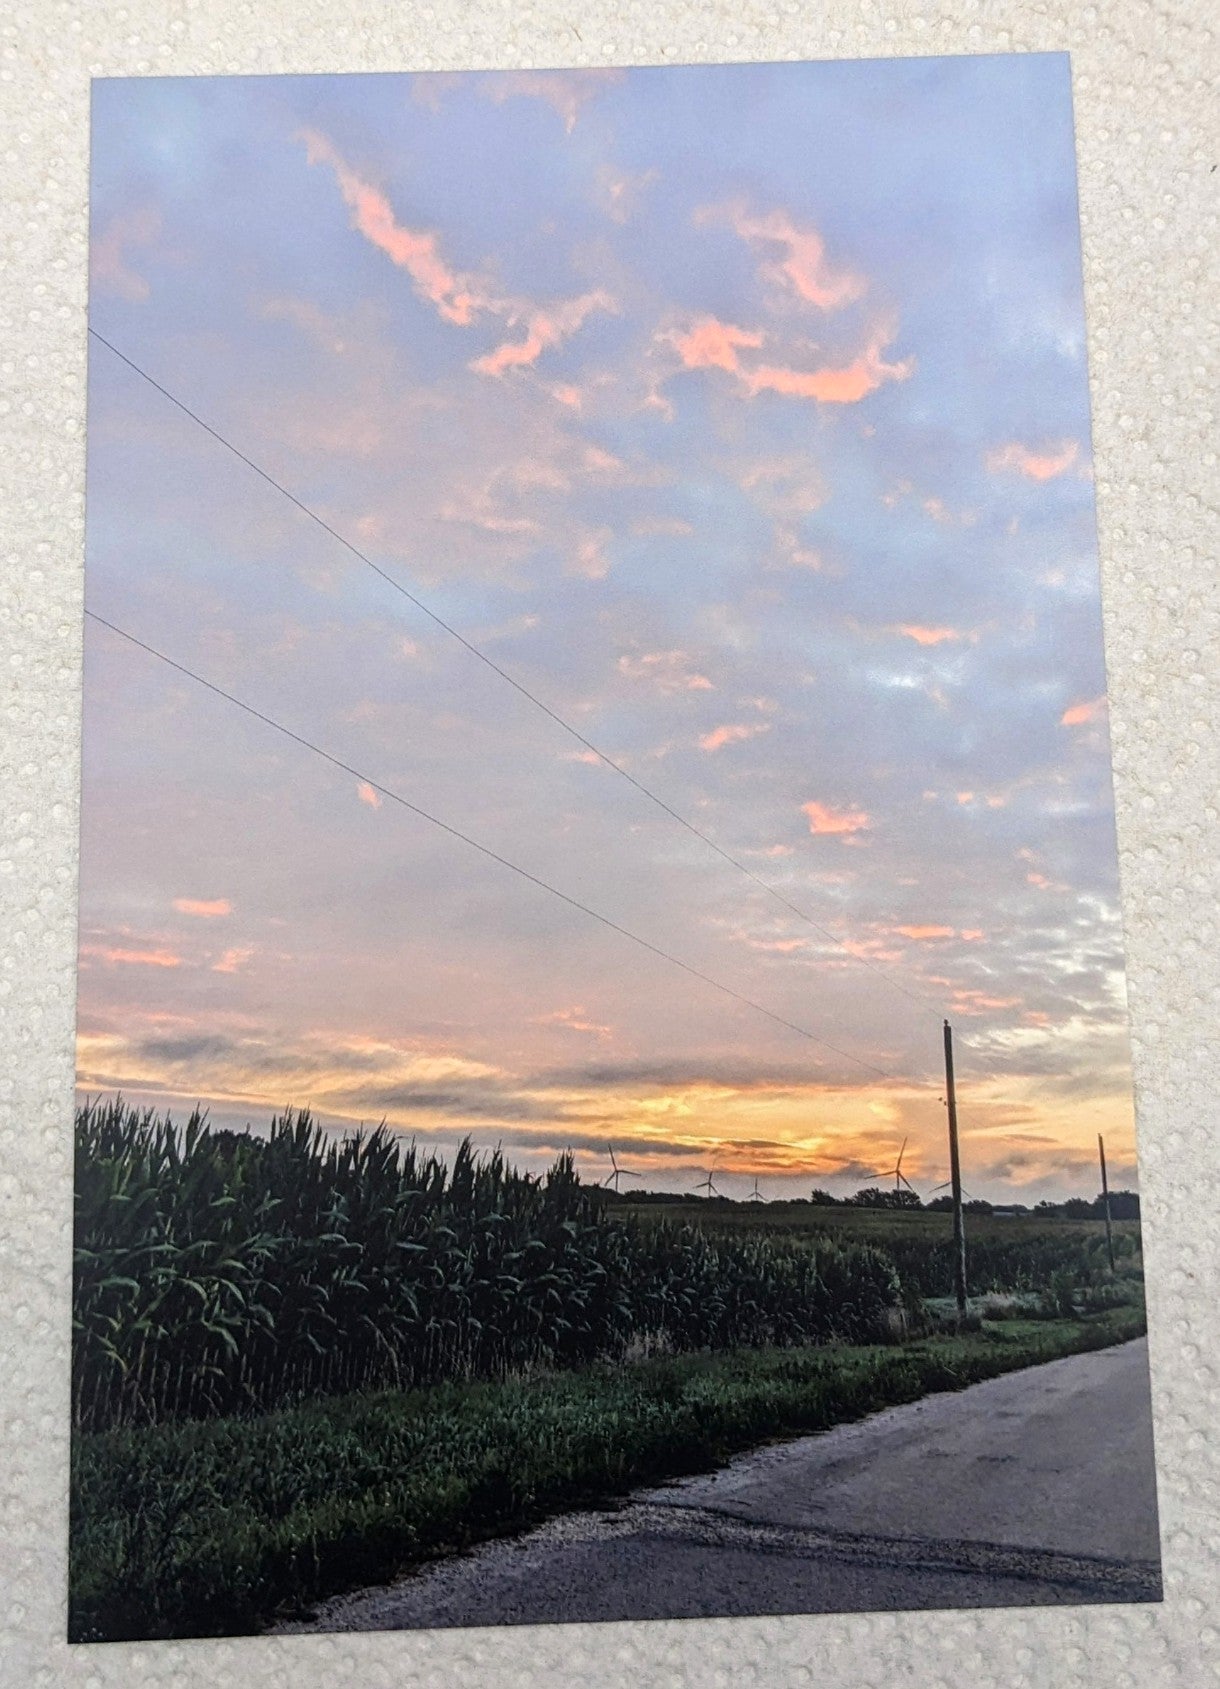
[70,1303,1146,1643]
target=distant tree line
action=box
[806,1186,1140,1219]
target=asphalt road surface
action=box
[281,1337,1161,1632]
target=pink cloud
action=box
[571,529,612,580]
[91,206,161,303]
[471,290,616,377]
[1061,695,1107,727]
[744,323,914,405]
[697,201,865,311]
[212,947,254,975]
[892,924,954,940]
[618,651,713,694]
[534,1004,612,1037]
[480,69,625,134]
[802,800,870,838]
[892,624,962,646]
[357,781,383,809]
[300,129,489,326]
[986,439,1080,481]
[173,898,232,918]
[84,944,182,969]
[669,316,764,374]
[699,722,770,753]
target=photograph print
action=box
[71,52,1161,1642]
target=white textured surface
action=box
[0,2,1216,1685]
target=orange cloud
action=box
[301,129,488,326]
[951,989,1022,1016]
[986,439,1079,481]
[85,945,182,969]
[173,898,232,918]
[893,624,961,647]
[357,781,383,809]
[697,201,865,311]
[699,722,770,752]
[471,290,616,377]
[892,924,954,940]
[670,316,764,374]
[481,69,625,134]
[802,800,870,837]
[745,323,914,405]
[1061,695,1106,727]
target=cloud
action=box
[596,164,658,223]
[1061,695,1107,727]
[662,315,911,407]
[357,781,383,809]
[618,650,713,694]
[534,1005,612,1039]
[91,206,161,302]
[801,800,871,838]
[480,69,625,134]
[892,625,963,647]
[986,439,1079,480]
[82,944,182,969]
[471,289,616,377]
[571,528,612,580]
[696,200,866,311]
[669,316,764,374]
[173,897,232,918]
[892,924,955,940]
[212,948,253,975]
[300,129,490,326]
[699,722,771,752]
[744,322,914,405]
[741,457,825,510]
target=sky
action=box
[77,55,1140,1203]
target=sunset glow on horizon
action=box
[78,56,1139,1202]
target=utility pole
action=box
[1098,1132,1115,1272]
[943,1019,968,1320]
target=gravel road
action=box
[279,1337,1161,1632]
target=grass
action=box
[69,1302,1146,1643]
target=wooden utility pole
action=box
[943,1019,968,1320]
[1098,1133,1115,1272]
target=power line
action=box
[86,609,894,1079]
[87,327,936,1012]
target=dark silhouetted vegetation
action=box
[69,1304,1147,1642]
[73,1099,903,1433]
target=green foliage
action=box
[73,1100,902,1432]
[69,1305,1147,1642]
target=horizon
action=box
[78,56,1140,1209]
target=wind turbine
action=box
[931,1177,976,1200]
[875,1137,920,1198]
[603,1145,641,1193]
[692,1154,722,1199]
[748,1176,764,1203]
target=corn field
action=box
[73,1099,903,1433]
